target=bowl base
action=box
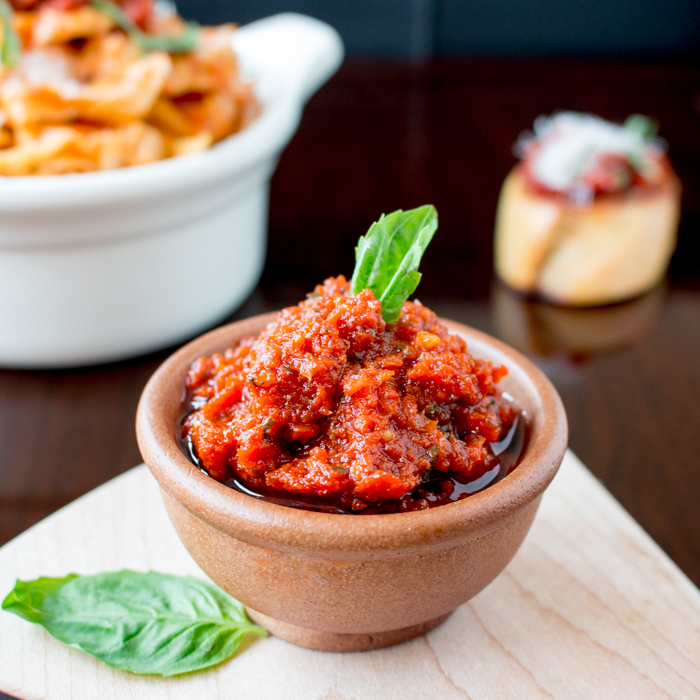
[245,608,453,652]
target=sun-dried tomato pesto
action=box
[181,276,524,513]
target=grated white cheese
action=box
[519,112,654,192]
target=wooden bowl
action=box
[136,313,568,652]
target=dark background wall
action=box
[177,0,700,59]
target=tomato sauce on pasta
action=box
[0,0,258,174]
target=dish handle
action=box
[233,13,344,104]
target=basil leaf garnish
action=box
[2,571,267,676]
[91,0,199,54]
[350,205,438,323]
[0,0,21,69]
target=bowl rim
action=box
[137,312,568,559]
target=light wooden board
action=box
[1,450,699,700]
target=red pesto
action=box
[181,277,523,512]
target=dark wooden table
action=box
[2,57,700,603]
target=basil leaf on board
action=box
[2,571,267,676]
[350,205,438,323]
[90,0,199,54]
[0,0,21,69]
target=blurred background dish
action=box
[0,0,260,174]
[0,12,343,368]
[494,113,681,307]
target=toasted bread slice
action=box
[495,169,680,306]
[494,170,564,293]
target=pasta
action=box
[0,0,258,175]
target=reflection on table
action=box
[491,281,665,363]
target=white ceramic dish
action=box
[0,13,343,368]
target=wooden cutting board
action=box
[1,450,699,700]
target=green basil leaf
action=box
[2,571,267,676]
[623,114,659,141]
[90,0,199,55]
[0,0,21,69]
[90,0,141,35]
[350,205,437,323]
[379,269,422,325]
[137,22,199,53]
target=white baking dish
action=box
[0,13,343,368]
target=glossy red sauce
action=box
[181,277,526,513]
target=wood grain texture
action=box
[1,450,699,700]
